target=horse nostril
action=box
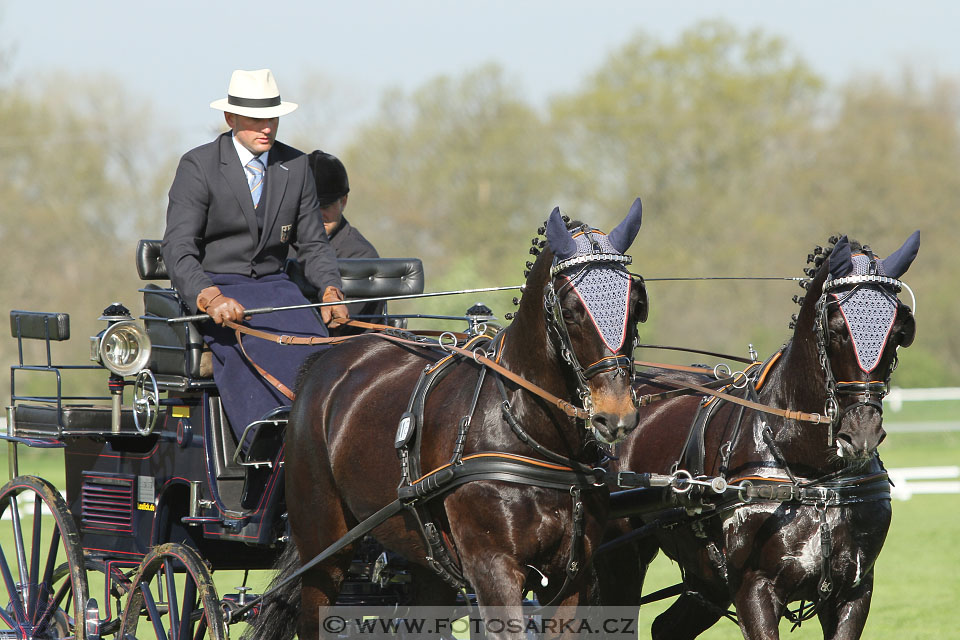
[591,411,639,437]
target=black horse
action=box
[598,232,919,639]
[249,200,649,639]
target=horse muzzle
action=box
[835,404,886,459]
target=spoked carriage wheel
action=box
[0,475,90,639]
[117,543,227,640]
[52,558,134,637]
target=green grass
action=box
[2,428,957,638]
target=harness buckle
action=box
[775,484,796,501]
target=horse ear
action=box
[546,206,577,260]
[828,235,853,278]
[881,230,920,278]
[607,197,643,254]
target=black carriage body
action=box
[60,390,287,570]
[6,243,426,574]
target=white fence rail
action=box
[888,466,960,500]
[885,387,960,412]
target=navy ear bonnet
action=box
[546,199,643,352]
[824,232,919,373]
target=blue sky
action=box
[3,1,957,147]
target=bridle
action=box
[814,260,906,446]
[543,250,639,422]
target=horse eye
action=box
[561,308,575,323]
[828,315,847,334]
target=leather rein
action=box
[223,319,828,425]
[224,318,593,420]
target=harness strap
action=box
[495,376,598,473]
[224,497,405,623]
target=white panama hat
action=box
[210,69,298,118]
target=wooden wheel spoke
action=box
[140,578,171,640]
[28,493,44,621]
[0,541,27,623]
[178,576,198,640]
[164,557,181,638]
[192,613,209,640]
[0,476,89,640]
[0,603,18,628]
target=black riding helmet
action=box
[307,150,350,206]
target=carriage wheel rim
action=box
[0,475,89,640]
[117,543,227,640]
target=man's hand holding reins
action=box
[321,286,349,327]
[197,286,246,325]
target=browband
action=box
[822,274,902,294]
[551,253,631,276]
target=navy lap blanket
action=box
[201,273,328,440]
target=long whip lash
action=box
[168,276,804,323]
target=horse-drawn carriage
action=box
[3,200,919,640]
[4,240,430,639]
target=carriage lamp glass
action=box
[91,320,152,377]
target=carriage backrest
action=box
[135,239,425,299]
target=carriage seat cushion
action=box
[284,257,425,301]
[13,403,137,436]
[137,239,168,280]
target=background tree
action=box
[1,19,956,392]
[795,71,960,385]
[549,20,825,360]
[338,64,576,319]
[0,73,169,394]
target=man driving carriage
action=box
[162,68,348,441]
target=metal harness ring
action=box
[731,370,749,389]
[438,332,458,352]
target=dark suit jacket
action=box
[328,216,379,259]
[162,132,341,312]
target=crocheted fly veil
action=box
[546,199,642,352]
[826,232,920,373]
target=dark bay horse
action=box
[252,200,649,639]
[598,233,919,639]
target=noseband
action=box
[815,267,905,445]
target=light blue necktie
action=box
[246,156,265,207]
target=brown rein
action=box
[634,363,826,424]
[224,320,824,425]
[224,318,591,420]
